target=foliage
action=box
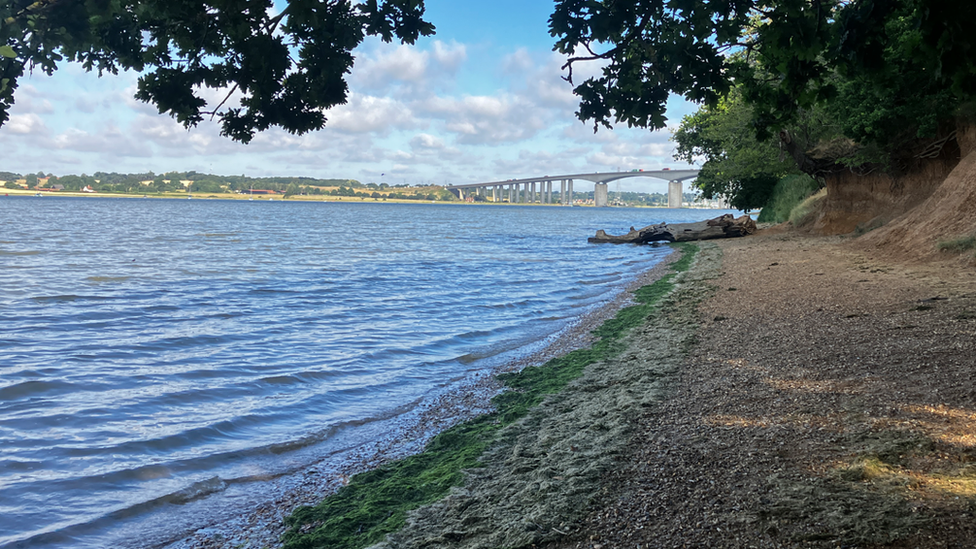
[937,234,976,254]
[551,0,976,148]
[282,243,699,549]
[757,174,820,223]
[788,188,827,227]
[673,88,803,210]
[0,0,434,142]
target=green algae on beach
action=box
[281,243,700,549]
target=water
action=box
[0,197,736,548]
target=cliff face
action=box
[855,148,976,262]
[811,136,962,236]
[805,122,976,262]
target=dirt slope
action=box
[855,149,976,263]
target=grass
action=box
[757,174,820,224]
[787,187,827,227]
[937,234,976,254]
[281,243,700,549]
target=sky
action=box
[0,0,700,193]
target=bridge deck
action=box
[447,169,698,189]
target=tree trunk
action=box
[588,214,757,244]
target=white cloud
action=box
[410,133,445,150]
[500,48,535,75]
[351,40,466,94]
[431,41,467,72]
[327,94,417,134]
[417,94,546,144]
[5,113,47,135]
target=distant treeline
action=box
[0,170,455,199]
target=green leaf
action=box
[0,45,16,58]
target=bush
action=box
[788,188,827,227]
[937,234,976,253]
[757,174,820,223]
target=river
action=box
[0,197,736,548]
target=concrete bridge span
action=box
[446,169,699,207]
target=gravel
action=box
[546,232,976,549]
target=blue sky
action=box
[0,0,699,192]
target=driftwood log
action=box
[589,214,757,244]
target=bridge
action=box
[446,169,699,207]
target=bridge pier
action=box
[668,180,683,208]
[594,182,608,207]
[446,169,699,207]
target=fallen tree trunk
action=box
[589,214,757,244]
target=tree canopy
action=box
[672,88,802,210]
[551,0,976,141]
[0,0,433,142]
[551,0,976,207]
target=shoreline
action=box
[550,231,976,548]
[161,245,686,549]
[156,230,976,548]
[371,242,715,549]
[1,189,729,209]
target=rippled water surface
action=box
[0,197,734,548]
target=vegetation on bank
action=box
[756,175,821,224]
[281,243,700,549]
[0,170,460,201]
[550,0,976,214]
[937,234,976,255]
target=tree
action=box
[673,90,799,210]
[551,0,976,143]
[1,0,434,142]
[672,85,832,210]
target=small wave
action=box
[31,294,114,303]
[163,476,228,505]
[248,288,303,295]
[0,380,74,401]
[578,273,623,285]
[259,374,303,385]
[0,250,43,256]
[85,276,131,283]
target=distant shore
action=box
[1,188,731,209]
